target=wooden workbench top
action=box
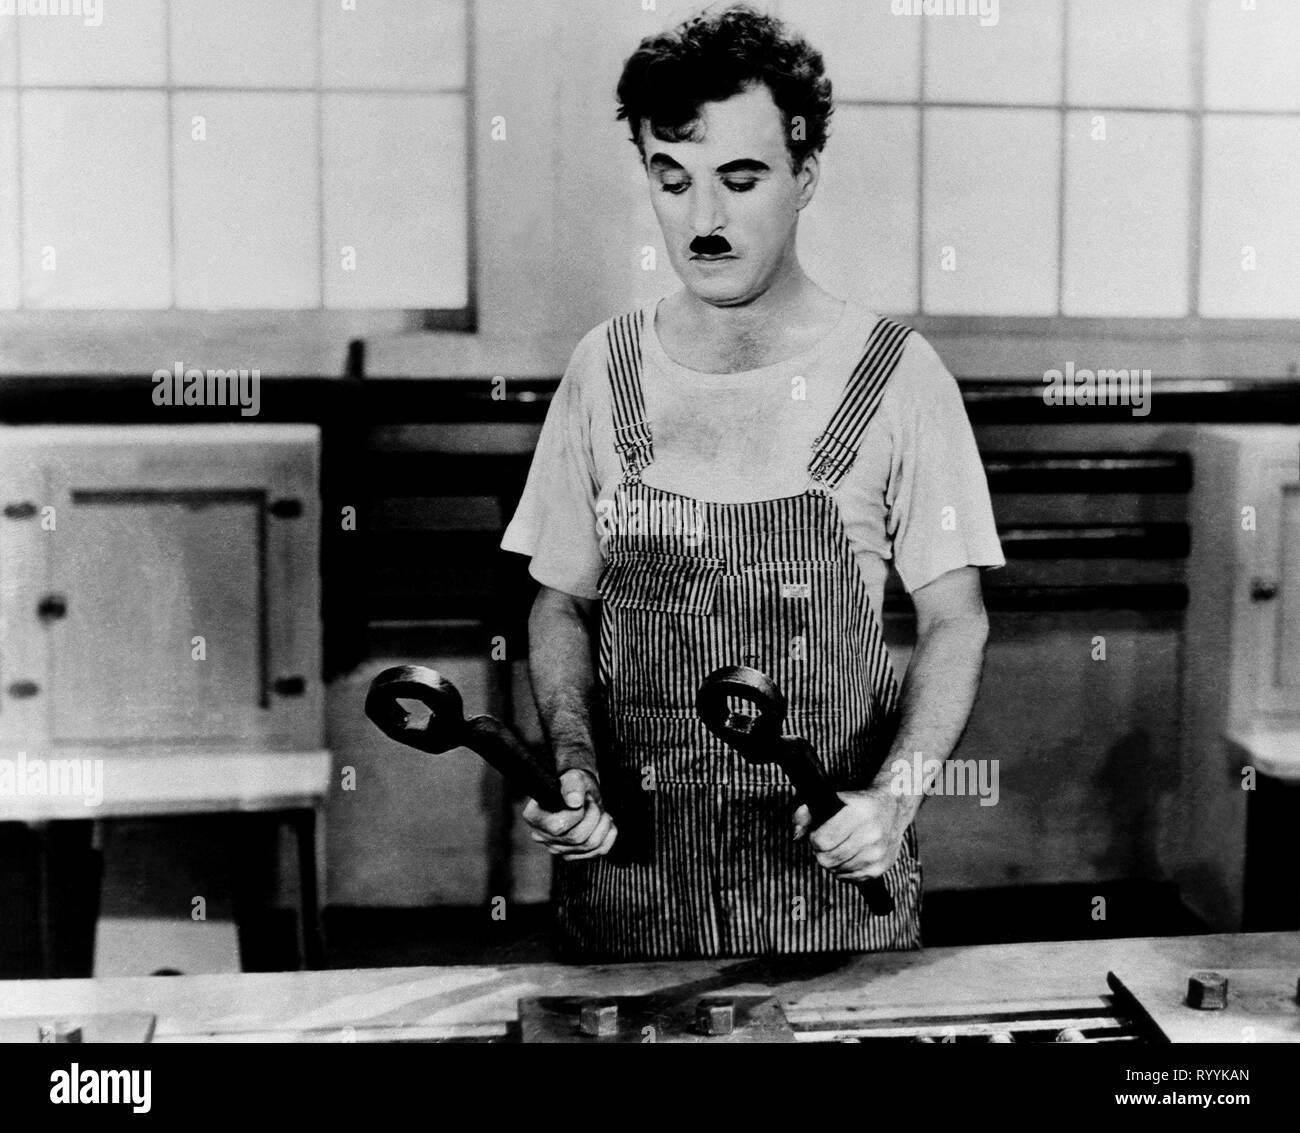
[2,932,1296,1042]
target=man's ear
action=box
[794,152,820,211]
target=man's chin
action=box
[680,276,758,308]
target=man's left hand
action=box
[792,788,910,882]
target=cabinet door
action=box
[1254,458,1300,719]
[44,440,318,749]
[0,467,50,747]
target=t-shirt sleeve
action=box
[500,335,604,600]
[883,334,1005,594]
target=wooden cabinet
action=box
[0,426,327,820]
[1179,426,1300,930]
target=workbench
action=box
[2,932,1296,1043]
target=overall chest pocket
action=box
[597,551,726,617]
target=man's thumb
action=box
[560,769,591,809]
[791,804,812,841]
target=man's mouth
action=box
[690,252,737,262]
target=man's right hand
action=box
[522,768,618,860]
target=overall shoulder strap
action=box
[807,317,913,490]
[605,309,653,484]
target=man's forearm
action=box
[528,587,601,780]
[872,613,990,822]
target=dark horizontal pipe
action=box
[984,452,1191,493]
[885,584,1187,613]
[998,524,1189,559]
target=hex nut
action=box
[38,1020,82,1044]
[695,997,735,1036]
[1186,971,1229,1011]
[1054,1028,1087,1042]
[578,1000,620,1038]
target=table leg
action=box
[290,808,325,969]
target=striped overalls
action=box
[553,311,924,960]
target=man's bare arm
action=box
[528,584,601,779]
[798,565,991,880]
[876,565,991,822]
[522,584,617,858]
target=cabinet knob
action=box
[7,680,40,699]
[1250,577,1279,602]
[37,593,68,622]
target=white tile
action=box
[925,0,1064,105]
[20,91,170,309]
[171,0,318,88]
[0,90,17,308]
[922,108,1059,315]
[1062,112,1191,317]
[322,0,466,89]
[322,93,467,309]
[799,106,919,314]
[19,0,167,86]
[1200,115,1300,318]
[777,0,921,102]
[0,9,17,84]
[1206,0,1300,111]
[173,92,320,309]
[1067,0,1194,109]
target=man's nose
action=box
[690,181,726,237]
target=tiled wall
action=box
[0,0,468,311]
[1,1,1297,376]
[786,0,1300,320]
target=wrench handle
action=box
[465,716,567,813]
[779,738,896,918]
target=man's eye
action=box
[660,181,690,194]
[724,180,759,192]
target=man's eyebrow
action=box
[648,153,684,172]
[716,159,770,175]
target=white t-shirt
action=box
[502,300,1005,613]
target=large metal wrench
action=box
[364,664,567,813]
[695,665,896,917]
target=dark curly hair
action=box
[615,4,834,173]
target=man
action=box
[501,4,1004,960]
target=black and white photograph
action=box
[0,0,1296,1107]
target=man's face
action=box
[640,83,816,308]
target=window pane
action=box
[0,9,16,83]
[1206,0,1300,112]
[925,0,1064,105]
[799,106,919,314]
[322,94,467,309]
[19,0,167,86]
[0,90,17,308]
[1067,0,1194,109]
[923,108,1059,315]
[778,0,921,102]
[171,0,318,88]
[21,91,170,308]
[321,0,467,90]
[1200,115,1300,318]
[1062,112,1191,317]
[173,93,320,309]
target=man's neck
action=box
[660,266,844,374]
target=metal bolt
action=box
[695,996,735,1037]
[988,1031,1015,1043]
[1186,971,1229,1010]
[38,1020,82,1044]
[913,1035,937,1043]
[1055,1028,1087,1042]
[578,1000,619,1038]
